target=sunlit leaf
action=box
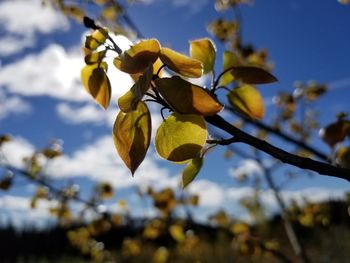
[155,113,207,163]
[160,47,203,78]
[227,85,265,119]
[118,65,153,112]
[102,6,121,21]
[114,39,160,74]
[190,38,216,74]
[155,76,223,116]
[85,28,108,50]
[84,50,107,65]
[220,51,243,86]
[113,101,151,175]
[231,66,277,84]
[182,156,204,188]
[81,64,111,109]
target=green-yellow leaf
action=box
[155,113,207,163]
[155,76,223,116]
[84,50,107,65]
[182,156,204,188]
[220,51,243,86]
[190,38,216,74]
[85,28,108,50]
[227,85,265,120]
[81,64,111,109]
[160,47,203,78]
[231,66,277,84]
[113,39,160,74]
[118,65,153,113]
[113,101,152,175]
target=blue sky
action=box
[0,0,349,227]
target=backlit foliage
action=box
[81,19,277,180]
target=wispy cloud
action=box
[0,91,32,120]
[0,0,68,56]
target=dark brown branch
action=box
[226,107,329,161]
[205,114,350,182]
[4,164,99,211]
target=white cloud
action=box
[1,136,35,168]
[56,103,108,125]
[228,159,263,180]
[0,35,134,101]
[188,179,225,207]
[0,92,32,120]
[0,0,69,56]
[0,44,88,101]
[0,35,34,56]
[46,135,175,189]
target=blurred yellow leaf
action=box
[169,224,186,243]
[113,101,151,175]
[220,51,243,86]
[319,120,350,147]
[114,39,160,74]
[190,38,216,74]
[155,113,207,163]
[231,222,250,235]
[160,47,203,78]
[231,66,277,84]
[182,156,204,188]
[155,76,223,116]
[81,64,111,109]
[227,85,265,120]
[118,65,153,113]
[62,5,85,22]
[153,247,169,263]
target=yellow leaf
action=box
[81,64,111,109]
[169,224,186,243]
[231,66,277,84]
[155,76,223,116]
[84,50,106,65]
[182,156,204,188]
[85,28,108,50]
[190,38,216,74]
[227,85,265,120]
[113,101,151,175]
[160,47,203,78]
[220,51,243,86]
[113,39,160,74]
[155,113,207,163]
[153,247,169,263]
[231,222,250,235]
[118,65,153,113]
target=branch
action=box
[205,114,350,182]
[226,107,329,161]
[3,164,99,211]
